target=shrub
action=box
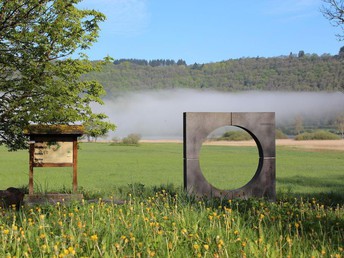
[122,133,141,145]
[295,130,340,140]
[275,129,289,139]
[218,130,252,141]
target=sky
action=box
[76,0,343,64]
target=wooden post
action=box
[73,139,78,192]
[29,143,34,195]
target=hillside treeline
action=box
[84,53,344,96]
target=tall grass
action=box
[0,189,343,257]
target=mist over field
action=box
[94,90,344,139]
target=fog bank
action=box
[94,90,344,139]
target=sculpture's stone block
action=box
[183,112,276,201]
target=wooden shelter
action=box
[24,125,84,195]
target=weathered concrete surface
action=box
[183,112,276,201]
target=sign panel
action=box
[34,141,73,164]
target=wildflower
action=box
[77,221,83,229]
[90,234,98,241]
[193,243,200,251]
[203,244,209,251]
[68,246,76,255]
[114,243,120,251]
[148,249,156,257]
[3,229,9,235]
[286,236,292,246]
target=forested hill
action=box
[83,53,344,96]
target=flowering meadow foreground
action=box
[0,189,343,258]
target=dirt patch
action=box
[141,139,344,151]
[276,139,344,151]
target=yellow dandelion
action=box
[3,229,9,235]
[203,244,209,251]
[148,249,156,257]
[193,243,200,250]
[68,246,76,255]
[90,234,98,241]
[286,236,292,245]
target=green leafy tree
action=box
[84,113,116,142]
[294,115,304,135]
[0,0,115,150]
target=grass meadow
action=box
[0,142,343,257]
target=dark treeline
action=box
[84,51,344,96]
[113,58,187,67]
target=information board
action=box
[34,141,73,164]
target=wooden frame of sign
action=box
[24,125,84,195]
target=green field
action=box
[0,143,343,257]
[0,142,343,197]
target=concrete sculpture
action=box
[183,112,275,201]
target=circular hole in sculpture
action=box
[199,126,259,190]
